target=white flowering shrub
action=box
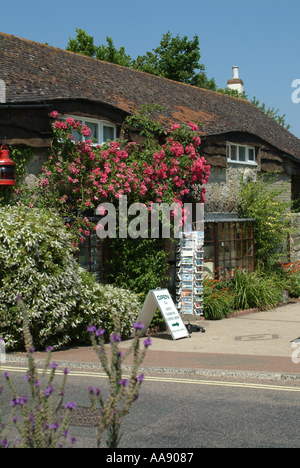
[0,206,141,350]
[75,269,142,342]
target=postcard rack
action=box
[176,230,204,319]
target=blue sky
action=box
[1,0,300,137]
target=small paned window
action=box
[203,220,255,279]
[64,116,116,145]
[227,143,256,164]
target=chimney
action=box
[227,66,244,94]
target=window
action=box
[65,115,116,145]
[76,230,108,283]
[203,219,255,279]
[227,143,256,165]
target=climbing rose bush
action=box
[28,113,210,241]
[0,205,141,350]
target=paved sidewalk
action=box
[7,300,300,379]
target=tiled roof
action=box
[1,32,300,160]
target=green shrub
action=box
[76,270,142,342]
[108,237,170,302]
[203,276,234,319]
[227,269,281,311]
[203,268,285,319]
[275,261,300,298]
[238,173,293,267]
[0,206,141,350]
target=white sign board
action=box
[134,289,189,341]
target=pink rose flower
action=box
[50,111,59,119]
[81,125,92,137]
[40,178,49,187]
[66,117,75,126]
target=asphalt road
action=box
[1,363,300,449]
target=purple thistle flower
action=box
[119,378,129,387]
[63,368,70,375]
[20,396,28,405]
[0,437,10,448]
[69,436,77,445]
[137,374,145,382]
[143,337,152,348]
[10,396,28,407]
[49,362,58,370]
[28,347,35,354]
[45,346,54,352]
[87,323,96,333]
[88,386,94,393]
[34,380,41,387]
[95,326,105,337]
[24,372,29,381]
[64,402,77,411]
[51,422,60,431]
[133,321,144,331]
[3,372,9,379]
[44,385,54,397]
[110,333,121,343]
[95,388,101,396]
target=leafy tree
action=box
[66,28,132,67]
[66,29,216,89]
[131,31,216,90]
[95,36,133,67]
[217,87,248,100]
[66,28,97,57]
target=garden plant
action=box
[0,205,141,350]
[203,265,300,320]
[16,109,210,239]
[203,170,300,319]
[0,298,150,448]
[9,107,210,301]
[238,172,293,267]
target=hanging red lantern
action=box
[0,145,15,186]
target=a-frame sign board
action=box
[134,289,189,341]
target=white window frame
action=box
[64,115,116,145]
[227,142,256,165]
